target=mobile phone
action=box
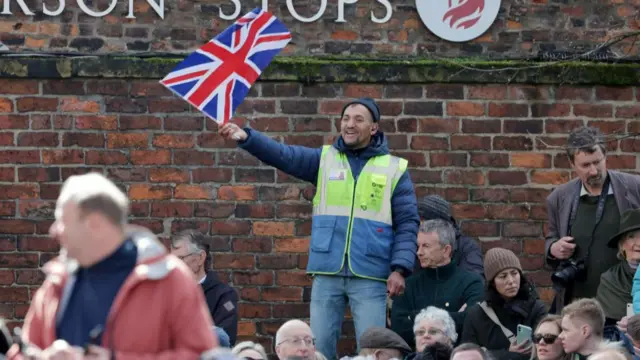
[628,303,634,317]
[517,325,533,345]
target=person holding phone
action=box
[460,248,548,360]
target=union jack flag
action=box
[160,8,292,125]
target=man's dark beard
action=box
[586,172,604,187]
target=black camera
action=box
[551,259,586,288]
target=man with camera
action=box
[545,126,640,309]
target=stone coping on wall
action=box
[0,55,638,85]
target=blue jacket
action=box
[633,264,640,314]
[238,129,419,276]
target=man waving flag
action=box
[160,8,292,125]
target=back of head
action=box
[626,314,640,342]
[414,342,452,360]
[57,172,129,226]
[231,341,268,360]
[561,298,606,337]
[451,343,492,360]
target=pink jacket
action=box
[8,228,217,359]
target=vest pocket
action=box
[310,216,337,252]
[363,222,393,260]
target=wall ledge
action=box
[0,55,638,85]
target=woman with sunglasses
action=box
[532,315,567,360]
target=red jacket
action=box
[8,228,217,359]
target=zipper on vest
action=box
[343,155,359,273]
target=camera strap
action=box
[566,174,611,259]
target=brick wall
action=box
[1,74,639,354]
[0,0,637,58]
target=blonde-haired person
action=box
[531,315,567,360]
[232,341,269,360]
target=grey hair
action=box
[170,229,212,270]
[566,126,606,163]
[451,343,493,360]
[232,341,268,360]
[413,306,458,343]
[419,219,456,248]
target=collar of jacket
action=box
[422,259,457,280]
[43,226,174,286]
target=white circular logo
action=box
[416,0,501,42]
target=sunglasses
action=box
[532,334,559,345]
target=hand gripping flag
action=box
[160,8,292,125]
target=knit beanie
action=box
[418,195,454,223]
[341,97,381,123]
[484,248,522,281]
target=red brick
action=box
[63,133,105,147]
[493,136,533,151]
[409,136,448,150]
[175,150,215,166]
[164,116,204,131]
[0,115,28,129]
[147,168,188,183]
[446,101,485,116]
[75,115,118,130]
[511,153,551,168]
[503,222,542,237]
[0,80,38,94]
[461,221,499,237]
[107,133,148,148]
[508,85,552,101]
[573,104,612,118]
[0,150,40,164]
[0,184,38,199]
[18,200,55,218]
[0,253,38,268]
[430,153,467,167]
[0,98,14,113]
[232,237,273,253]
[587,120,626,135]
[470,153,509,168]
[17,132,59,147]
[510,188,550,203]
[444,170,485,185]
[213,253,255,269]
[0,201,16,216]
[253,222,295,236]
[233,272,274,286]
[17,236,59,252]
[262,287,302,302]
[130,150,171,165]
[607,155,636,169]
[128,184,172,200]
[488,103,529,117]
[16,97,58,112]
[60,97,100,113]
[0,270,15,285]
[418,118,459,133]
[0,133,13,147]
[487,171,528,185]
[274,238,309,253]
[257,254,298,269]
[39,184,61,200]
[344,84,383,98]
[30,114,52,130]
[531,170,570,185]
[461,119,501,133]
[150,202,193,218]
[42,150,84,164]
[451,135,491,150]
[616,105,640,118]
[15,269,45,285]
[524,239,547,255]
[191,168,233,183]
[530,205,548,220]
[251,117,291,132]
[0,288,29,302]
[218,186,257,201]
[544,119,583,133]
[130,81,171,97]
[470,189,509,202]
[198,133,243,149]
[555,87,593,101]
[175,185,212,200]
[620,139,640,152]
[151,134,195,149]
[595,86,633,101]
[531,104,571,118]
[275,271,312,286]
[212,220,252,235]
[486,205,530,220]
[119,115,162,130]
[85,150,127,165]
[466,85,507,100]
[0,168,14,182]
[452,204,486,219]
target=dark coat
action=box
[460,276,548,360]
[545,170,640,267]
[201,271,239,346]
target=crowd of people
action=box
[1,97,640,360]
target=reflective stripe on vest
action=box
[313,145,407,227]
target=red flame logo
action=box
[442,0,485,29]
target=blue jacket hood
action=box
[333,131,389,159]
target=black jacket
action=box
[460,276,547,360]
[201,271,239,345]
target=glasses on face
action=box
[242,357,263,360]
[279,337,316,348]
[532,333,559,345]
[415,328,444,337]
